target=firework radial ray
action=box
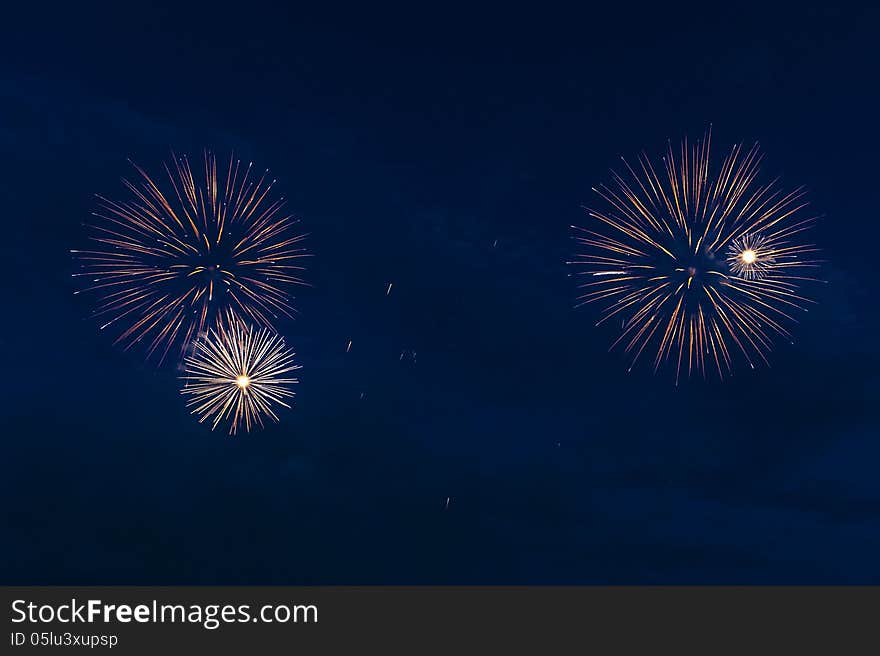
[181,317,300,435]
[72,152,309,363]
[570,129,821,383]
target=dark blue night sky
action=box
[1,5,879,583]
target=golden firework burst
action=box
[181,317,300,435]
[72,151,309,363]
[571,129,821,383]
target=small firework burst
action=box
[72,151,309,364]
[571,128,821,383]
[181,317,300,435]
[726,233,777,280]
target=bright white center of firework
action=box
[741,249,757,265]
[235,375,251,389]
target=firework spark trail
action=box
[570,129,822,383]
[72,151,309,364]
[181,314,300,435]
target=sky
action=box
[1,5,879,583]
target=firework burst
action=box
[72,151,309,363]
[181,316,300,435]
[571,129,821,383]
[726,233,776,280]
